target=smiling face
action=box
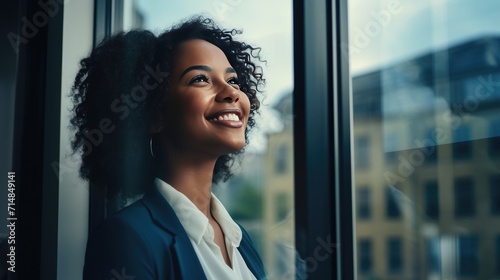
[158,39,251,159]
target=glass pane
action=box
[348,0,500,279]
[115,1,295,278]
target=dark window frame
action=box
[293,0,353,279]
[9,1,64,278]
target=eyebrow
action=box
[179,65,236,80]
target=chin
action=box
[222,140,246,154]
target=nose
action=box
[216,83,240,103]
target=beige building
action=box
[258,37,500,280]
[262,93,296,279]
[353,37,500,280]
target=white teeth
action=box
[211,113,240,122]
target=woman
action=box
[71,17,266,279]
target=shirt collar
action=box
[211,193,242,246]
[154,178,242,246]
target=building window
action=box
[496,235,500,274]
[489,120,500,156]
[359,238,372,273]
[457,235,478,276]
[357,187,371,220]
[452,125,472,160]
[492,176,500,215]
[426,237,441,274]
[424,129,438,163]
[454,177,475,217]
[384,132,399,165]
[387,237,403,273]
[386,187,401,219]
[274,193,289,222]
[425,181,439,220]
[385,151,398,165]
[275,144,288,174]
[355,136,370,169]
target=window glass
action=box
[424,181,439,220]
[454,177,475,217]
[115,1,294,278]
[457,235,478,276]
[387,237,403,273]
[357,187,371,219]
[349,0,500,279]
[358,238,373,273]
[492,176,500,215]
[497,235,500,274]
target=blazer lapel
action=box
[142,187,207,280]
[238,229,267,280]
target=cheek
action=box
[241,93,251,113]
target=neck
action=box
[157,151,217,218]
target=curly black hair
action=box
[70,17,264,197]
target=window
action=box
[457,235,478,276]
[425,181,439,220]
[423,129,438,163]
[453,126,472,160]
[387,237,403,273]
[357,187,371,219]
[496,235,500,274]
[489,120,500,156]
[384,132,399,164]
[426,237,441,274]
[274,193,289,222]
[385,151,398,165]
[454,178,475,217]
[492,176,500,215]
[386,187,401,219]
[358,238,373,273]
[349,1,500,279]
[355,136,370,169]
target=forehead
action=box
[172,39,232,71]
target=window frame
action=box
[293,0,353,279]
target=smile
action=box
[210,113,240,122]
[207,110,244,128]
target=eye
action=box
[190,74,209,84]
[227,77,240,88]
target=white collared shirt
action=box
[155,178,257,280]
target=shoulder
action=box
[83,199,176,279]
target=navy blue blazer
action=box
[83,187,266,279]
